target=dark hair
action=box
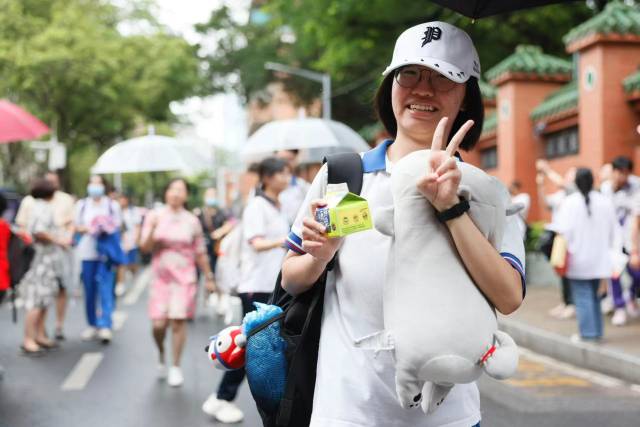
[247,162,261,174]
[612,156,633,172]
[0,192,6,216]
[258,157,289,188]
[575,168,594,216]
[30,178,56,200]
[162,178,190,207]
[374,73,484,151]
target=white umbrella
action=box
[91,135,211,175]
[241,118,370,161]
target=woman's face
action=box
[165,180,188,208]
[391,66,467,144]
[264,168,291,195]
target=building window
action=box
[480,146,497,169]
[545,127,579,159]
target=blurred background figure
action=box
[202,157,290,424]
[536,160,577,320]
[116,192,142,297]
[18,178,68,355]
[276,149,310,226]
[554,168,617,342]
[195,187,235,282]
[74,175,122,344]
[509,180,531,240]
[140,178,216,388]
[15,171,74,340]
[600,156,640,326]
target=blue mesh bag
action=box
[243,303,288,412]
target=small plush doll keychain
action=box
[205,326,247,370]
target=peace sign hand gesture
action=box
[416,117,475,212]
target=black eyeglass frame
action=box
[394,65,458,92]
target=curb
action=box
[499,317,640,384]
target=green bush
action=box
[525,221,546,253]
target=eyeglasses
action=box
[394,66,457,92]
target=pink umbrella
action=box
[0,99,50,143]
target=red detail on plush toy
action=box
[479,345,497,365]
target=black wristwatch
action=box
[435,197,470,223]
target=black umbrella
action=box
[429,0,582,19]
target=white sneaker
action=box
[98,328,112,344]
[557,305,576,320]
[202,394,224,416]
[115,282,126,297]
[167,366,184,387]
[81,327,98,341]
[612,308,627,326]
[215,400,244,424]
[157,364,167,380]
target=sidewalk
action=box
[500,285,640,384]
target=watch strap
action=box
[435,198,470,223]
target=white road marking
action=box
[61,352,104,391]
[519,347,625,388]
[123,268,151,306]
[112,311,128,331]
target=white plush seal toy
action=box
[356,149,520,415]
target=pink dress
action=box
[142,207,206,320]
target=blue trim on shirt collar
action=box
[362,139,393,173]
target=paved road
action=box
[1,269,639,427]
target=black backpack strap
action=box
[323,152,364,195]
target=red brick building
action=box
[465,2,640,221]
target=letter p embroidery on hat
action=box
[421,26,442,47]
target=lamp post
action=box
[264,62,331,120]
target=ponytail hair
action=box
[575,168,594,216]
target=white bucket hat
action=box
[382,21,481,84]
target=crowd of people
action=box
[0,148,306,424]
[513,156,640,343]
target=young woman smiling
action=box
[281,21,525,427]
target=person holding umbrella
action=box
[282,22,525,427]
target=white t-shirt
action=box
[554,191,617,280]
[74,197,122,261]
[600,176,640,252]
[279,176,310,226]
[121,206,142,251]
[286,140,526,427]
[239,195,289,294]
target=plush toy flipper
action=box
[481,330,519,380]
[395,366,424,409]
[506,201,525,217]
[373,205,395,237]
[420,382,454,415]
[353,330,394,353]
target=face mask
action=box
[87,184,105,198]
[205,198,218,207]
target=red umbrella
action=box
[0,100,50,143]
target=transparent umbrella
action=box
[241,118,370,162]
[91,134,211,175]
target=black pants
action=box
[216,292,271,401]
[562,277,573,306]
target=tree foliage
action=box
[199,0,596,133]
[0,0,203,194]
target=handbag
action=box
[549,234,569,276]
